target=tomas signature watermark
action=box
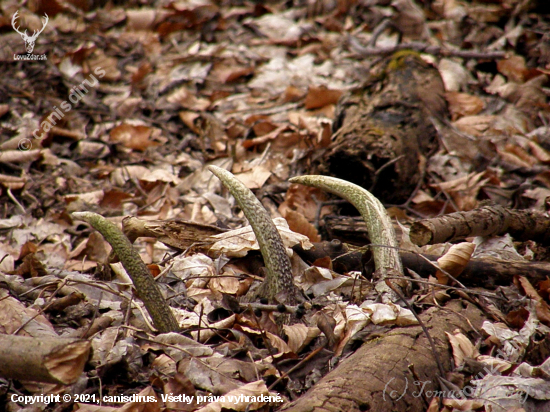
[383,344,530,404]
[383,376,529,403]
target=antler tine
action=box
[12,11,27,36]
[34,13,48,38]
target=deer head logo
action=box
[12,11,48,54]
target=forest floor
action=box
[1,0,550,411]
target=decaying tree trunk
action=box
[315,51,445,203]
[0,334,90,384]
[279,300,485,412]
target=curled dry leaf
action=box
[0,149,42,163]
[361,302,418,326]
[230,166,271,190]
[279,183,329,221]
[435,242,475,285]
[453,115,496,137]
[109,123,160,151]
[304,86,343,110]
[282,209,320,243]
[283,323,319,354]
[209,217,313,258]
[0,173,27,190]
[446,331,479,368]
[445,91,485,120]
[497,54,528,83]
[438,58,473,92]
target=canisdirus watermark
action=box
[18,67,106,151]
[12,10,48,60]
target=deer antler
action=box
[11,11,28,38]
[32,13,49,40]
[12,11,48,53]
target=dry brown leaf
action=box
[517,276,550,326]
[214,65,255,84]
[284,85,306,102]
[110,165,150,185]
[246,118,278,137]
[65,190,104,207]
[209,275,241,294]
[0,149,42,163]
[241,125,289,149]
[438,58,472,91]
[528,140,550,163]
[126,8,166,31]
[446,331,478,368]
[0,291,56,336]
[279,183,329,221]
[110,124,160,151]
[167,87,211,111]
[281,209,320,242]
[498,143,537,168]
[283,323,317,354]
[232,166,271,190]
[86,50,121,81]
[445,91,485,120]
[431,171,489,210]
[288,112,333,148]
[467,3,506,23]
[435,242,475,284]
[304,86,343,110]
[209,217,313,258]
[391,0,429,39]
[453,115,496,137]
[497,54,528,83]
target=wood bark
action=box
[279,300,485,412]
[314,51,443,203]
[0,334,90,384]
[123,216,226,252]
[409,204,550,246]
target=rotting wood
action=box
[0,334,90,385]
[123,216,226,252]
[279,300,485,412]
[313,51,443,203]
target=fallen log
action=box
[280,300,485,412]
[0,334,90,385]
